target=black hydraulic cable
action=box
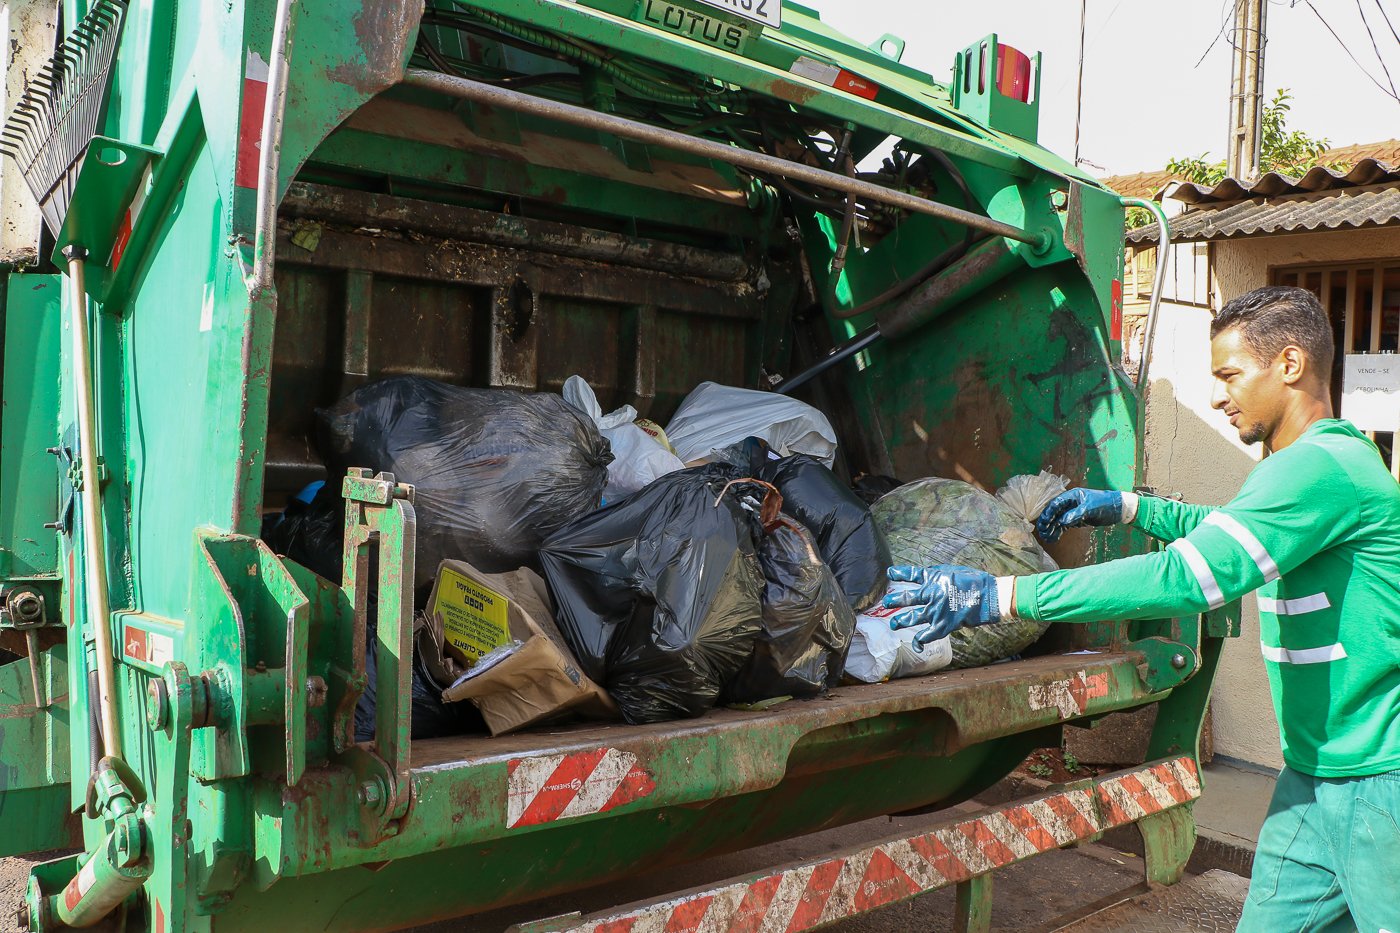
[775,325,879,395]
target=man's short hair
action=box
[1211,285,1334,374]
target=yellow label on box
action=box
[433,566,511,665]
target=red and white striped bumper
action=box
[515,756,1201,933]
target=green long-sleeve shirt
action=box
[1014,419,1400,777]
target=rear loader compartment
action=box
[0,1,1228,930]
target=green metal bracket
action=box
[1203,601,1242,638]
[1129,635,1198,693]
[191,531,312,784]
[142,660,199,930]
[1138,804,1197,885]
[954,873,993,933]
[339,469,418,839]
[1128,600,1219,693]
[51,137,162,300]
[950,34,1041,143]
[1145,635,1225,764]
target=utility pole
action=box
[1073,0,1087,165]
[1226,0,1268,180]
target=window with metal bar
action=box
[1274,260,1400,478]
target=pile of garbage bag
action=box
[538,459,866,722]
[264,371,1073,733]
[317,375,613,595]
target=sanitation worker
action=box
[884,286,1400,933]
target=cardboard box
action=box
[418,559,616,735]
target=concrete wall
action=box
[1145,225,1400,769]
[1,0,58,264]
[1144,300,1277,768]
[1214,227,1400,296]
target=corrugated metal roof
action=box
[1125,184,1400,244]
[1167,157,1400,205]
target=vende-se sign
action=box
[1342,353,1400,432]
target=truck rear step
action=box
[506,755,1202,933]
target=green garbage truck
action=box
[0,0,1224,929]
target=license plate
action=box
[692,0,780,28]
[637,0,753,52]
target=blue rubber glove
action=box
[1035,489,1126,544]
[883,565,1000,647]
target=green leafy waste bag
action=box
[871,473,1065,669]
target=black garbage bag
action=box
[317,376,612,597]
[723,519,856,703]
[539,465,767,724]
[355,607,484,742]
[851,474,904,506]
[264,484,346,583]
[710,437,889,611]
[759,458,889,613]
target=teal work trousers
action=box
[1237,765,1400,933]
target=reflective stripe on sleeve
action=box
[1257,593,1331,615]
[1203,512,1280,582]
[1168,539,1226,609]
[1260,641,1348,664]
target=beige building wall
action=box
[1144,225,1400,769]
[1,0,58,264]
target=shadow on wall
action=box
[1145,377,1283,770]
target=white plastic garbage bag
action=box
[664,382,838,467]
[563,376,685,500]
[844,582,953,682]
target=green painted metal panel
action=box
[0,646,75,856]
[7,0,1213,926]
[1,274,61,578]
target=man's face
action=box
[1210,327,1286,446]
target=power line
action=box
[1302,0,1400,104]
[1356,0,1398,99]
[1074,0,1087,165]
[1372,0,1400,49]
[1196,0,1244,67]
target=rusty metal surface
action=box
[281,184,752,281]
[506,756,1203,933]
[276,226,762,317]
[264,214,772,500]
[409,651,1142,770]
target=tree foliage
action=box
[1123,89,1344,230]
[1165,89,1339,186]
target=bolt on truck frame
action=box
[0,0,1225,929]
